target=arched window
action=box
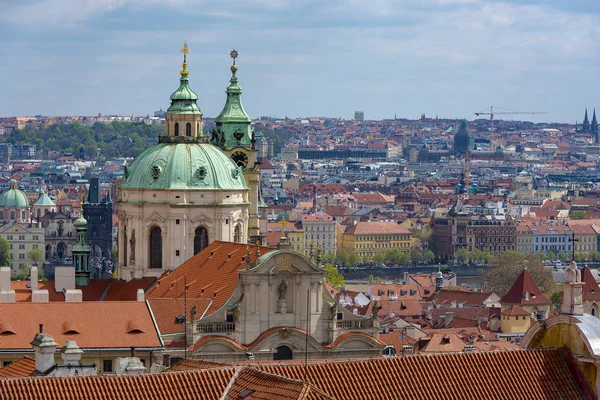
[234,225,241,243]
[194,227,208,255]
[174,123,180,136]
[196,122,200,135]
[186,123,191,136]
[123,228,128,267]
[149,227,162,269]
[274,345,293,360]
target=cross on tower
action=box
[230,49,238,65]
[569,231,579,261]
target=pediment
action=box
[145,212,166,224]
[250,251,322,275]
[191,214,211,224]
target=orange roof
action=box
[0,302,162,349]
[427,289,489,306]
[147,298,213,335]
[344,221,410,235]
[0,356,36,378]
[421,332,468,353]
[501,305,530,316]
[226,367,333,400]
[500,269,551,306]
[0,368,237,400]
[248,349,592,399]
[146,241,275,316]
[582,267,600,301]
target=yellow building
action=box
[569,224,597,255]
[500,305,531,334]
[288,230,305,254]
[515,223,533,253]
[341,221,411,260]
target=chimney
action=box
[524,291,530,301]
[30,266,49,303]
[162,353,171,367]
[30,325,58,374]
[444,312,454,328]
[0,267,16,302]
[61,341,83,366]
[136,289,144,302]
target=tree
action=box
[480,251,556,296]
[423,250,435,264]
[325,264,345,289]
[27,248,44,266]
[0,237,10,267]
[570,210,588,220]
[551,291,563,310]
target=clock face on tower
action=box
[231,150,249,169]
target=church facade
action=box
[117,45,262,280]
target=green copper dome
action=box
[0,180,29,208]
[74,215,87,228]
[120,143,247,191]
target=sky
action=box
[0,0,599,123]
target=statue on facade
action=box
[371,301,379,320]
[190,305,197,322]
[328,302,337,320]
[565,261,582,283]
[278,280,287,300]
[129,229,136,264]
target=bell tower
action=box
[163,42,204,143]
[214,49,262,244]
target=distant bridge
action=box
[340,264,486,286]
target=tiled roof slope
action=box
[251,349,593,400]
[427,289,489,306]
[0,368,236,400]
[146,241,274,316]
[582,267,600,301]
[0,356,36,378]
[225,367,333,400]
[500,269,551,306]
[147,297,213,335]
[0,302,161,349]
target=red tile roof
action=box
[500,269,551,306]
[147,297,213,335]
[146,241,275,316]
[248,349,593,399]
[0,357,36,378]
[427,289,489,306]
[0,368,236,400]
[0,302,162,350]
[344,221,410,235]
[421,332,468,353]
[501,305,531,316]
[582,267,600,301]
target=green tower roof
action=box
[0,180,29,208]
[166,42,202,115]
[34,190,55,207]
[120,143,247,191]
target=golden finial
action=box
[180,42,190,76]
[230,48,238,73]
[279,215,287,236]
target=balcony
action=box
[336,319,373,330]
[196,322,236,333]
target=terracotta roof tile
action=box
[582,267,600,301]
[500,269,551,306]
[344,221,410,235]
[147,297,213,335]
[501,305,531,316]
[421,332,469,353]
[427,289,489,306]
[0,368,237,399]
[0,356,36,378]
[146,241,274,316]
[0,302,162,349]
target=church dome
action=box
[120,143,247,191]
[0,179,29,208]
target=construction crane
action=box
[474,106,546,150]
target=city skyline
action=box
[1,0,599,122]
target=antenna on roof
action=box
[304,288,310,382]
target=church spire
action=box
[582,108,590,133]
[591,109,598,142]
[214,49,253,149]
[73,202,91,286]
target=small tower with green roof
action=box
[163,42,204,142]
[435,268,444,293]
[72,206,91,286]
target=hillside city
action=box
[1,46,600,398]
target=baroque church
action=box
[117,44,262,280]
